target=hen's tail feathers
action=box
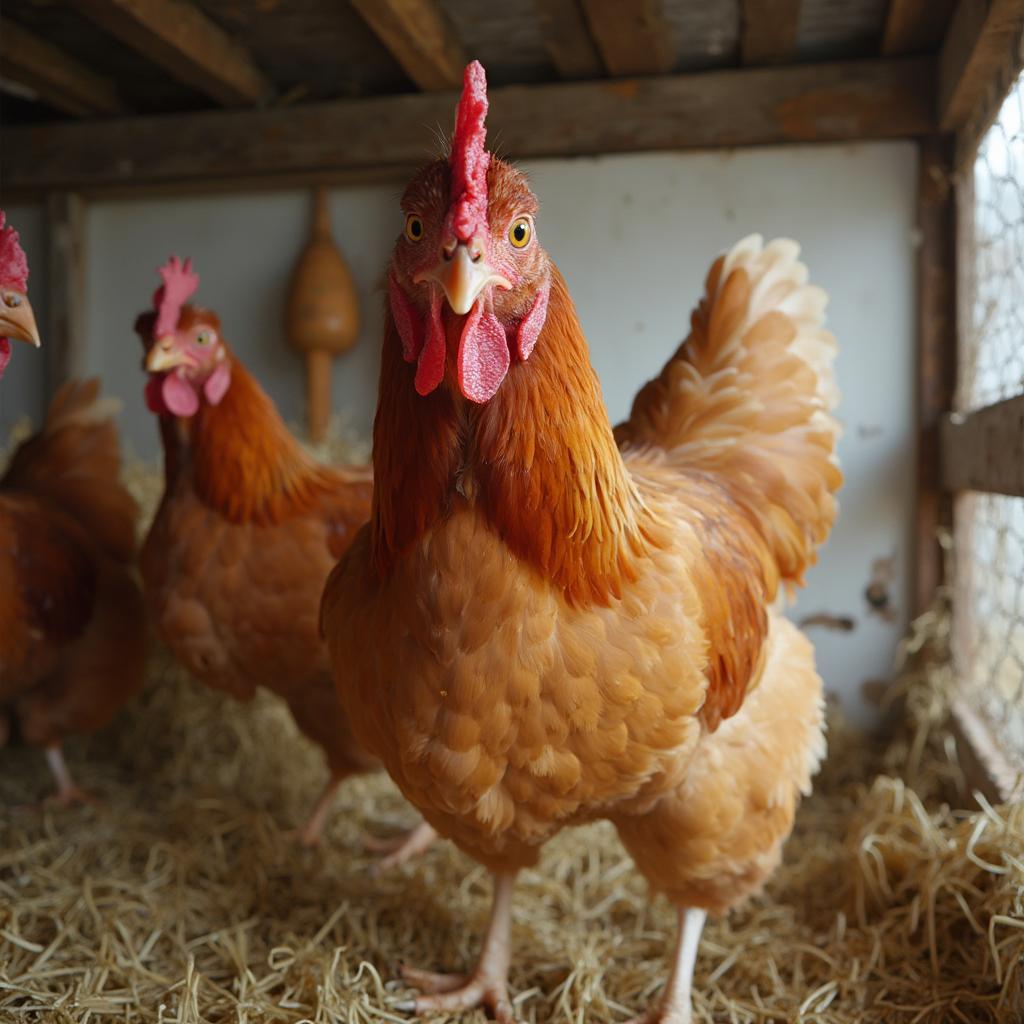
[1,378,138,563]
[618,234,842,590]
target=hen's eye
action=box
[195,330,213,346]
[509,217,532,249]
[3,292,21,308]
[405,215,424,242]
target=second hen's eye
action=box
[3,292,21,308]
[195,330,213,346]
[405,215,424,242]
[509,217,532,248]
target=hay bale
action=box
[1,434,1022,1023]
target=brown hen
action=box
[322,63,841,1023]
[136,262,434,857]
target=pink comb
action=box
[0,211,29,292]
[449,61,490,243]
[153,255,199,338]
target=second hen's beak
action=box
[146,335,192,373]
[415,241,511,315]
[0,291,42,348]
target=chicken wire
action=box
[953,69,1024,778]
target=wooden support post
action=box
[914,138,957,618]
[881,0,955,56]
[45,194,88,393]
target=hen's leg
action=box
[299,774,343,846]
[364,820,437,872]
[44,745,94,806]
[397,871,516,1022]
[627,907,706,1024]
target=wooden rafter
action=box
[45,193,88,392]
[939,0,1024,133]
[881,0,955,56]
[0,18,123,116]
[581,0,675,76]
[535,0,604,80]
[740,0,802,66]
[76,0,273,107]
[0,58,935,197]
[350,0,465,91]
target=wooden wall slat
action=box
[942,394,1024,497]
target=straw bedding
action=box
[1,431,1022,1023]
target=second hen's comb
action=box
[153,255,199,338]
[0,211,29,292]
[449,60,490,242]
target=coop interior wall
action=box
[0,140,918,728]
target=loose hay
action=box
[1,442,1022,1023]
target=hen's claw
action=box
[397,965,515,1023]
[365,820,437,872]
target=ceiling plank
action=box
[881,0,956,56]
[1,58,936,197]
[0,18,123,116]
[76,0,273,107]
[741,0,802,66]
[939,0,1024,130]
[350,0,466,91]
[535,0,604,79]
[581,0,675,76]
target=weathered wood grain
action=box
[942,394,1024,498]
[350,0,465,91]
[0,58,936,196]
[76,0,273,107]
[0,17,123,116]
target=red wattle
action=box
[162,372,200,417]
[0,338,10,380]
[414,291,446,396]
[516,278,550,361]
[458,302,509,404]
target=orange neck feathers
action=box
[177,355,335,524]
[372,268,654,605]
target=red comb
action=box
[153,255,199,338]
[0,211,29,292]
[449,60,490,242]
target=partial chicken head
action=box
[388,61,550,403]
[140,256,231,417]
[0,210,42,380]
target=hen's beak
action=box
[146,335,191,373]
[0,291,42,348]
[414,242,511,315]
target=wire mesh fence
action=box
[954,69,1024,779]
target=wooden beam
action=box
[0,18,123,116]
[45,193,88,391]
[535,0,604,80]
[581,0,675,76]
[881,0,955,56]
[942,393,1024,497]
[913,137,956,617]
[0,58,936,196]
[741,0,802,66]
[939,0,1024,131]
[952,699,1021,803]
[350,0,465,91]
[76,0,272,107]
